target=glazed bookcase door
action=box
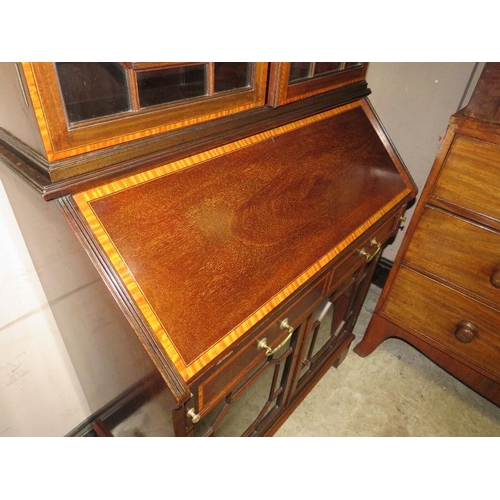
[191,327,300,437]
[268,62,367,107]
[23,62,268,161]
[293,279,357,391]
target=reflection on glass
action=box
[137,64,207,108]
[345,62,363,69]
[289,62,312,83]
[288,62,364,85]
[195,337,292,437]
[299,301,333,380]
[214,62,251,93]
[298,288,353,384]
[215,366,277,437]
[315,62,342,74]
[56,62,130,123]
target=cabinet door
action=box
[268,62,366,107]
[189,324,302,437]
[23,62,268,161]
[294,277,358,391]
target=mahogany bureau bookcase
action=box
[0,62,416,436]
[355,63,500,407]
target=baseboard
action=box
[372,257,393,289]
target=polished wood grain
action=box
[431,134,500,223]
[268,63,367,107]
[384,267,500,377]
[354,313,500,405]
[1,70,370,187]
[405,206,500,308]
[73,103,410,382]
[22,62,269,161]
[197,273,328,412]
[463,63,500,124]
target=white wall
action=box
[0,162,157,436]
[366,62,484,260]
[0,179,90,436]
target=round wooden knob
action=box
[454,321,478,343]
[490,264,500,289]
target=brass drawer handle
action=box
[454,321,478,344]
[490,264,500,289]
[358,238,382,263]
[187,408,201,424]
[257,318,294,356]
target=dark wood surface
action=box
[87,106,407,366]
[462,62,500,124]
[0,81,371,197]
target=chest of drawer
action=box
[384,266,500,377]
[431,135,500,223]
[405,206,500,307]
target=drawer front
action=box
[197,274,328,410]
[432,135,500,223]
[384,266,500,376]
[406,207,500,307]
[328,209,403,293]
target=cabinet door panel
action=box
[268,62,367,107]
[24,62,268,161]
[193,331,297,437]
[297,281,356,385]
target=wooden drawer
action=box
[384,266,500,377]
[431,135,500,223]
[328,210,402,293]
[405,207,500,307]
[197,273,328,411]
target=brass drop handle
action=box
[358,238,382,263]
[257,318,294,356]
[490,264,500,289]
[454,321,478,343]
[186,408,201,424]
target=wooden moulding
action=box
[21,62,270,162]
[66,100,415,392]
[0,81,370,194]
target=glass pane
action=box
[215,365,276,437]
[55,62,130,123]
[195,336,292,436]
[299,301,333,380]
[310,302,335,359]
[315,62,342,75]
[298,286,355,384]
[345,62,363,69]
[288,62,312,83]
[214,62,251,93]
[137,64,207,108]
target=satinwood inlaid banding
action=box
[73,102,410,381]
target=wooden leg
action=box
[332,342,350,368]
[354,312,500,407]
[353,312,394,357]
